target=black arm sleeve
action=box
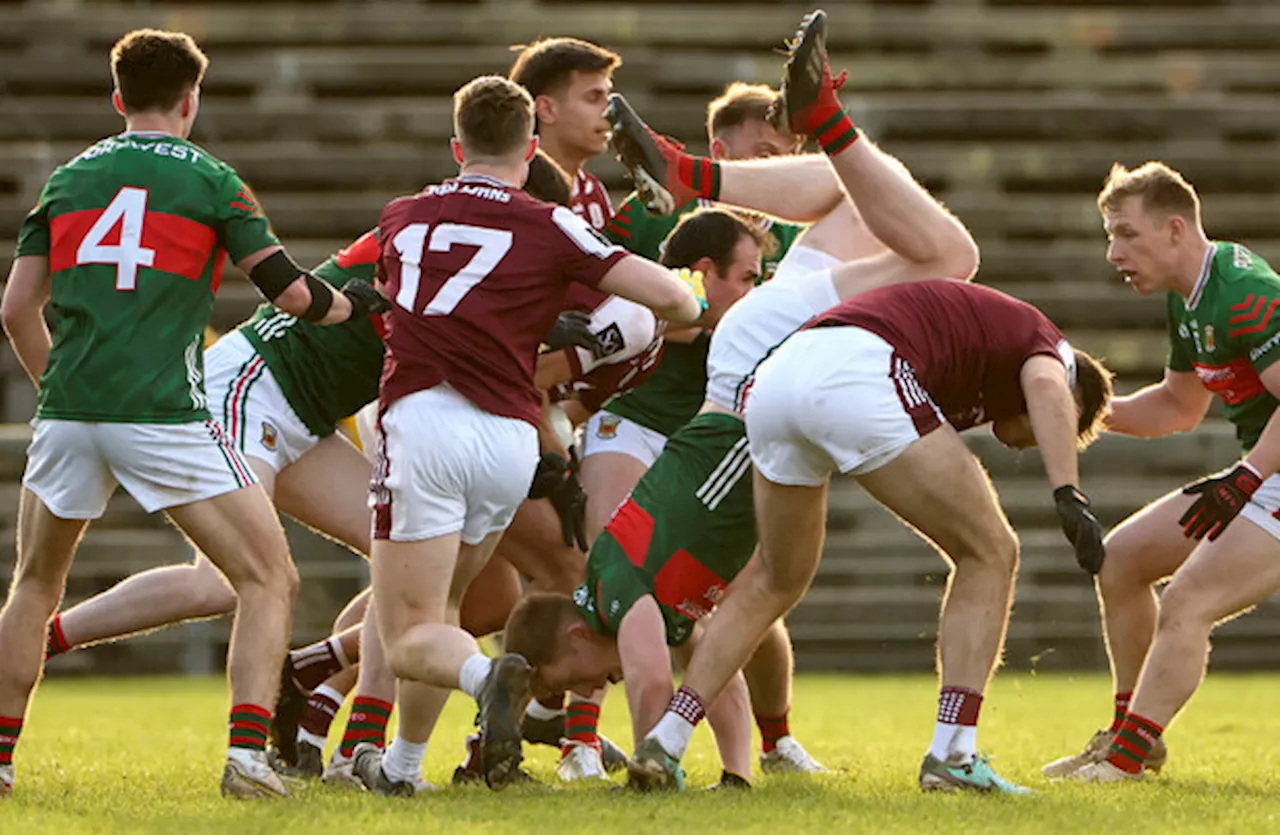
[248,249,305,301]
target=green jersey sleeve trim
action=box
[216,169,280,263]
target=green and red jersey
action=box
[240,230,386,437]
[575,412,758,645]
[1166,242,1280,451]
[15,132,279,423]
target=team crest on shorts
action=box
[261,421,279,451]
[1205,325,1215,352]
[596,414,621,440]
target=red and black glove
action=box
[527,451,589,551]
[1178,462,1263,542]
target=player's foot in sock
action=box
[605,94,696,216]
[221,750,292,799]
[557,739,610,782]
[774,9,849,139]
[1068,759,1145,783]
[1042,730,1167,779]
[626,737,686,792]
[919,752,1032,795]
[352,742,416,798]
[0,764,12,797]
[269,656,307,767]
[518,708,625,773]
[320,751,362,790]
[760,735,829,774]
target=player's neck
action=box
[458,161,524,188]
[537,134,586,179]
[1171,236,1215,299]
[122,113,185,138]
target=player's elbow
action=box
[936,226,981,282]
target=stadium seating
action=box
[1,0,1278,673]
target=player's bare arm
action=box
[616,596,678,743]
[1106,368,1212,437]
[1020,354,1081,490]
[597,255,701,326]
[237,245,386,326]
[1,255,52,387]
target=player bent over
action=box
[1045,164,1280,783]
[0,29,385,799]
[361,75,701,794]
[609,11,1111,795]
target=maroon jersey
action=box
[571,169,613,233]
[808,280,1070,431]
[378,174,628,425]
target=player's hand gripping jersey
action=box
[377,174,628,424]
[16,132,279,422]
[1165,242,1280,451]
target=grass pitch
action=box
[5,673,1280,833]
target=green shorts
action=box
[575,412,758,645]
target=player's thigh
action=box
[460,554,522,637]
[451,530,506,612]
[12,487,89,592]
[1160,511,1280,627]
[495,498,587,593]
[791,201,887,265]
[275,432,373,555]
[1101,486,1198,589]
[855,425,1016,566]
[581,452,652,536]
[370,534,461,642]
[166,481,294,591]
[752,475,829,598]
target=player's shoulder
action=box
[1213,241,1280,289]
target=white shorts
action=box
[744,327,943,486]
[371,384,538,544]
[577,410,668,469]
[1235,473,1280,541]
[23,418,257,519]
[204,331,319,473]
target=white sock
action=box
[297,728,328,750]
[327,636,351,670]
[950,725,978,761]
[649,712,696,760]
[928,722,959,761]
[382,734,427,784]
[459,653,493,701]
[525,698,564,721]
[226,746,261,770]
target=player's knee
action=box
[1156,580,1212,632]
[186,569,237,617]
[11,572,65,619]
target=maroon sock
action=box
[298,685,343,742]
[289,638,345,694]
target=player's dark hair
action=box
[660,208,772,276]
[453,75,535,159]
[1073,349,1114,449]
[523,149,573,207]
[503,592,583,670]
[508,37,621,99]
[707,82,781,141]
[110,29,208,114]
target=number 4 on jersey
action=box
[77,187,156,291]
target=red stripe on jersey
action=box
[1232,294,1257,312]
[49,208,218,283]
[653,549,727,622]
[605,499,656,568]
[1229,296,1266,324]
[336,229,381,269]
[605,223,632,240]
[1230,298,1280,336]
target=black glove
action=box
[1054,485,1106,574]
[529,452,570,500]
[1178,462,1263,542]
[341,279,391,319]
[544,311,602,353]
[547,451,588,551]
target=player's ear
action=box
[1167,213,1187,244]
[111,90,126,118]
[450,138,465,165]
[708,137,727,161]
[693,255,718,282]
[523,136,539,163]
[534,93,557,126]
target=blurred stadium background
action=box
[0,0,1274,677]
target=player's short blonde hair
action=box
[1097,161,1200,222]
[706,82,779,141]
[453,75,535,160]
